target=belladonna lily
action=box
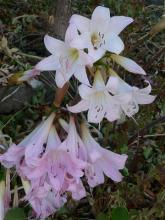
[36,24,93,88]
[81,123,127,187]
[106,74,156,117]
[27,122,86,195]
[0,113,55,171]
[70,6,133,62]
[67,71,122,123]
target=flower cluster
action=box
[0,5,155,219]
[0,114,127,218]
[34,6,155,122]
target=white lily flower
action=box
[68,71,121,123]
[107,75,156,117]
[36,24,93,88]
[70,6,133,62]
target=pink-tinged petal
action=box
[67,100,89,113]
[44,35,66,55]
[111,54,146,75]
[67,180,86,200]
[99,159,123,182]
[46,126,61,151]
[78,84,93,99]
[24,113,55,166]
[74,66,90,86]
[104,34,124,54]
[103,150,128,170]
[0,144,24,168]
[85,164,104,187]
[70,14,90,33]
[65,23,79,45]
[70,32,91,49]
[91,6,110,33]
[108,16,133,35]
[65,117,78,156]
[135,94,156,105]
[35,55,60,71]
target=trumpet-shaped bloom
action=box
[107,75,156,117]
[36,24,93,88]
[27,122,86,190]
[0,113,55,177]
[26,182,66,219]
[70,6,133,61]
[81,123,127,187]
[68,71,121,123]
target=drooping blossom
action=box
[59,117,127,187]
[0,113,55,171]
[81,123,127,187]
[36,24,93,88]
[70,6,133,61]
[26,123,86,196]
[68,71,121,123]
[106,74,156,117]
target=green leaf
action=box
[111,207,130,220]
[4,208,25,220]
[96,212,109,220]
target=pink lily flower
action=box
[81,123,128,187]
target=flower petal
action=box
[135,94,156,105]
[67,100,89,113]
[70,14,90,33]
[70,32,91,50]
[108,16,133,35]
[65,23,79,45]
[44,35,66,55]
[111,54,146,75]
[87,95,106,123]
[74,66,90,86]
[46,126,61,151]
[104,34,124,54]
[78,84,93,99]
[35,55,60,71]
[91,6,110,33]
[99,159,123,182]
